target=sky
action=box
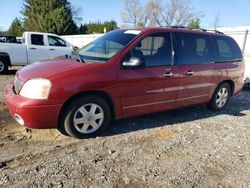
[0,0,250,31]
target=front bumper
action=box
[4,83,62,129]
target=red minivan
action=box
[4,28,244,138]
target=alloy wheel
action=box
[216,87,229,108]
[73,103,104,134]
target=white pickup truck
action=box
[0,32,75,74]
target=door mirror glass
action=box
[73,46,79,51]
[122,57,145,68]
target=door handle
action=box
[30,47,36,50]
[163,72,174,77]
[186,70,194,75]
[49,49,55,51]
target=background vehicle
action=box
[16,37,22,44]
[0,35,18,43]
[0,32,75,74]
[4,28,245,139]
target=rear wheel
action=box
[208,83,231,111]
[0,59,8,74]
[59,95,111,139]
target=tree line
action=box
[5,0,118,36]
[3,0,203,37]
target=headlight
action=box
[19,79,51,99]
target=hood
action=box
[17,57,91,81]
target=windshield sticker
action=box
[124,30,141,35]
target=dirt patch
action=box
[0,72,250,187]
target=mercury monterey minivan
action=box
[4,27,244,138]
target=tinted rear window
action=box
[213,36,242,61]
[31,34,44,46]
[174,32,213,65]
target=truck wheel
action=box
[0,59,8,74]
[59,95,111,139]
[208,83,231,111]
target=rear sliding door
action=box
[174,32,216,107]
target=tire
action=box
[0,59,8,74]
[248,83,250,89]
[208,83,231,111]
[59,95,111,139]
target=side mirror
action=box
[122,57,145,68]
[73,46,79,51]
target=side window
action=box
[175,32,213,65]
[213,36,242,61]
[140,36,165,56]
[48,36,66,47]
[217,39,232,58]
[125,33,172,67]
[31,34,44,46]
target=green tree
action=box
[188,18,201,29]
[83,20,118,34]
[85,21,103,34]
[22,0,78,35]
[7,18,24,36]
[78,24,87,34]
[103,20,118,32]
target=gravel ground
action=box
[0,69,250,188]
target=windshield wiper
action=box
[72,51,85,63]
[65,51,85,63]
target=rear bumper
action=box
[4,83,62,129]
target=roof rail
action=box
[170,26,189,29]
[205,29,224,34]
[192,28,224,34]
[160,26,224,34]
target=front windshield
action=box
[78,29,141,62]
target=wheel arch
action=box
[58,90,116,128]
[218,80,235,96]
[208,79,235,111]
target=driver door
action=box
[117,32,179,118]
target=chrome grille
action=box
[14,76,22,94]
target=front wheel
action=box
[0,59,8,74]
[208,83,231,111]
[59,95,111,139]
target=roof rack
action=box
[193,28,224,34]
[160,26,224,34]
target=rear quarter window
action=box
[213,36,242,61]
